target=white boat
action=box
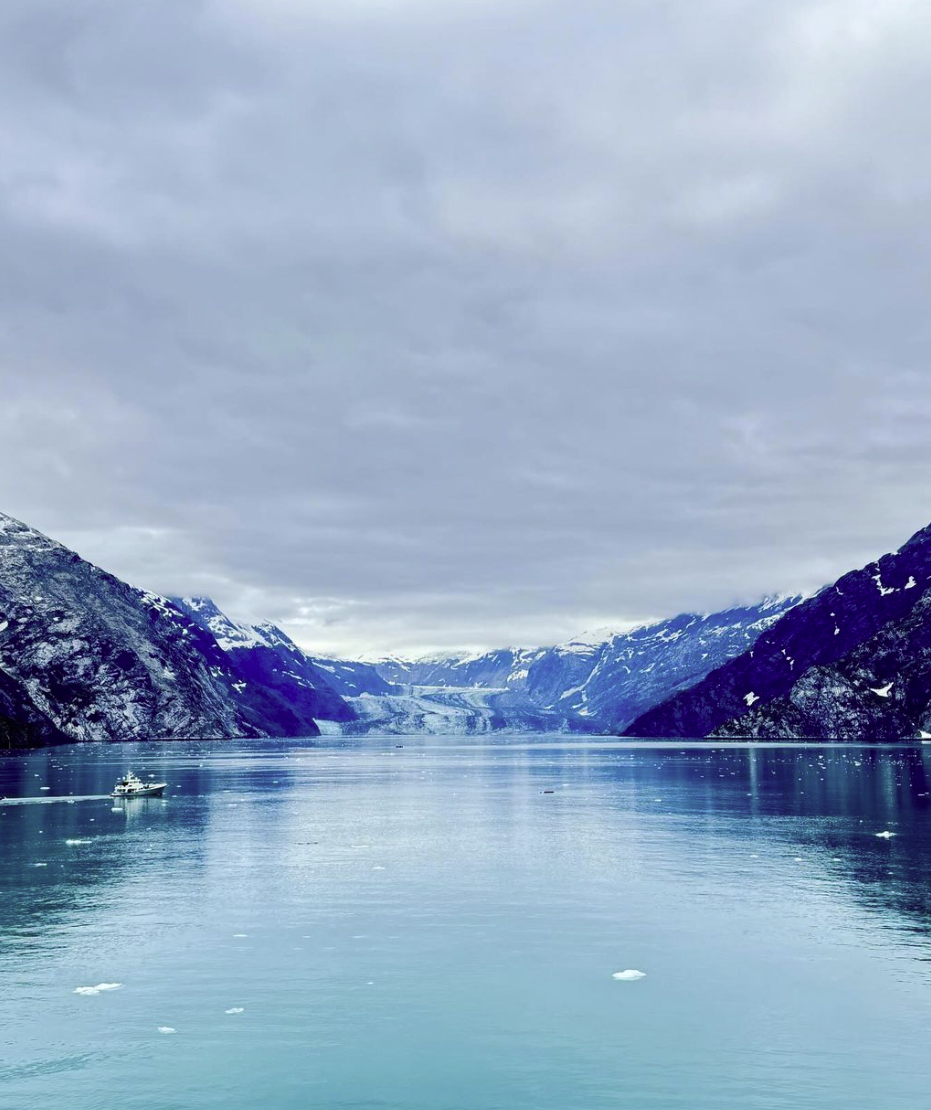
[111,771,167,798]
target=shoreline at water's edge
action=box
[4,732,931,755]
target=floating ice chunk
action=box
[157,1026,176,1034]
[65,838,91,845]
[40,786,50,791]
[225,1007,245,1014]
[74,983,121,995]
[875,830,896,839]
[871,682,894,698]
[612,969,646,981]
[232,933,248,938]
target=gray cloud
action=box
[2,0,931,654]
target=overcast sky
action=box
[2,0,931,656]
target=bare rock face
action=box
[628,521,931,740]
[0,513,348,748]
[0,665,67,748]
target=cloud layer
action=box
[3,0,931,654]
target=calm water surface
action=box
[2,738,931,1109]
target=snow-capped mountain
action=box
[0,513,345,748]
[627,520,931,739]
[545,599,804,728]
[302,656,399,698]
[12,500,923,748]
[369,596,802,732]
[375,648,544,691]
[171,596,355,725]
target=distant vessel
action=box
[111,772,166,798]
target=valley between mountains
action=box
[2,509,931,748]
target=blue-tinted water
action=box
[2,738,931,1109]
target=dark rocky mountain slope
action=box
[0,513,345,747]
[171,596,357,724]
[627,520,931,739]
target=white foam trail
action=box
[0,795,109,807]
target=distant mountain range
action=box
[366,597,801,734]
[3,508,931,747]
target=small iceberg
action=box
[225,1007,245,1014]
[157,1026,176,1035]
[612,969,646,981]
[74,982,122,996]
[875,830,896,839]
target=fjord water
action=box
[2,741,931,1110]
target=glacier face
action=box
[325,687,600,737]
[8,503,900,748]
[366,596,802,734]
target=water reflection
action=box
[1,739,930,1110]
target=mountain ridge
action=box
[0,513,351,748]
[626,520,931,739]
[370,595,803,731]
[6,506,928,747]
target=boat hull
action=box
[110,784,167,798]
